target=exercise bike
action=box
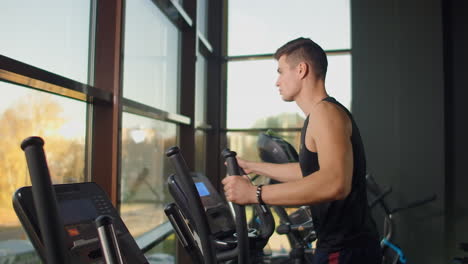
[366,173,437,264]
[13,136,148,264]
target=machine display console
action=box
[13,182,148,264]
[167,172,236,238]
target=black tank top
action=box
[299,97,379,251]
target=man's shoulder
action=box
[312,101,349,124]
[308,102,352,137]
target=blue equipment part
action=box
[381,238,407,264]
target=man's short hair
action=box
[274,37,328,81]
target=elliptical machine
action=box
[256,130,316,264]
[164,146,275,263]
[13,136,148,264]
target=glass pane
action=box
[227,54,351,129]
[123,0,181,113]
[120,113,177,238]
[195,54,207,125]
[194,130,206,174]
[144,234,176,263]
[228,0,350,55]
[227,59,304,129]
[0,82,87,261]
[0,0,91,84]
[325,54,352,111]
[227,131,301,255]
[197,0,208,37]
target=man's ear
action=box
[298,62,309,79]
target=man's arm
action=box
[223,104,353,205]
[237,158,302,183]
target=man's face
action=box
[275,55,301,102]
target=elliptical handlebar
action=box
[221,148,249,264]
[276,220,314,235]
[222,148,275,241]
[20,136,70,264]
[221,149,243,176]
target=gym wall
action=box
[351,0,468,262]
[445,0,468,260]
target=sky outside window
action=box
[0,0,91,84]
[123,0,180,113]
[228,0,351,56]
[227,0,352,129]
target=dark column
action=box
[92,0,123,205]
[206,0,228,191]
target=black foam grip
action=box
[222,148,242,176]
[21,136,69,264]
[221,148,249,264]
[276,223,291,234]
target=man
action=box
[222,37,381,263]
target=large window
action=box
[0,83,88,262]
[120,113,177,237]
[1,0,212,262]
[123,0,180,113]
[226,0,351,254]
[0,0,92,261]
[120,0,190,260]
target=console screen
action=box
[195,182,210,197]
[59,199,98,224]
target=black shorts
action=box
[312,243,382,264]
